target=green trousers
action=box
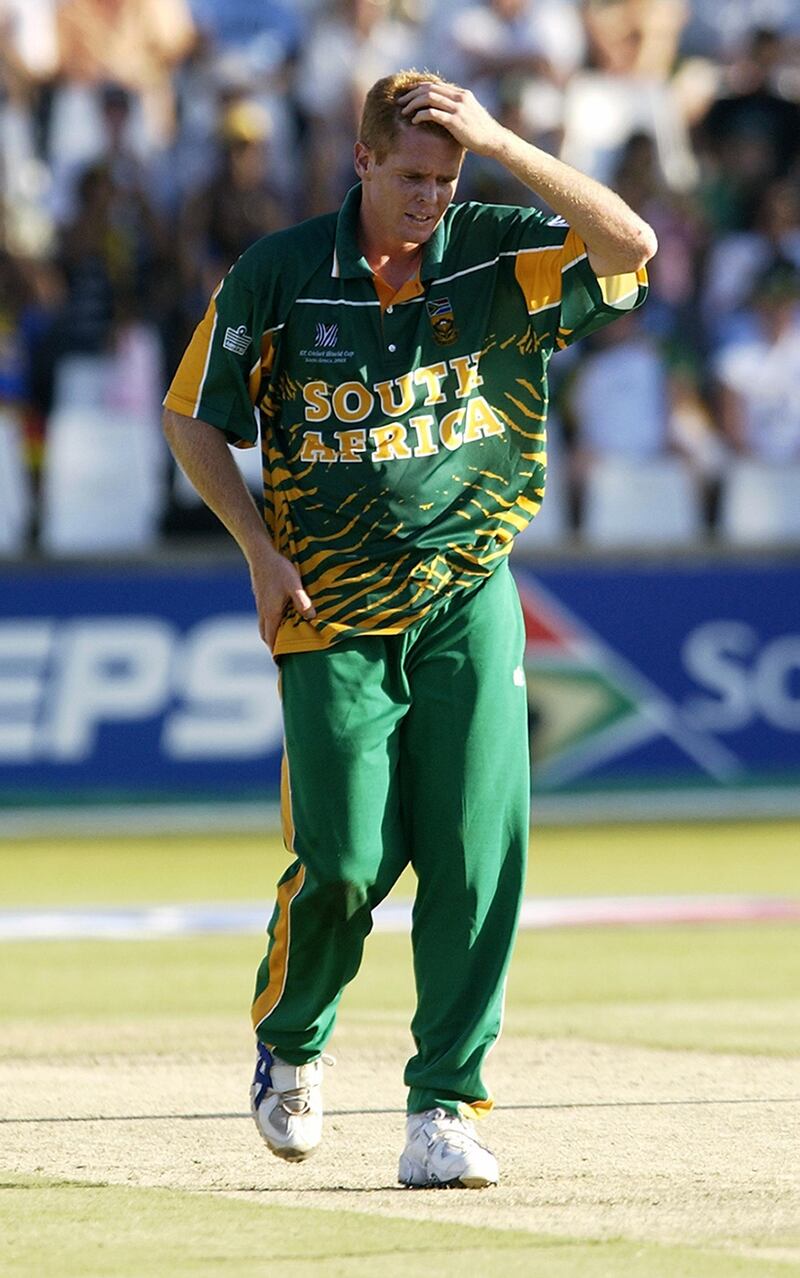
[251,561,530,1115]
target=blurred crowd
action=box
[2,0,800,555]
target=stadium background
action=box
[1,0,800,822]
[1,7,799,1275]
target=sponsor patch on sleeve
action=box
[222,325,252,355]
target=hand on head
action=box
[397,81,502,157]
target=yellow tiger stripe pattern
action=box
[167,195,648,659]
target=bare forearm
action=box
[163,414,316,649]
[400,81,658,275]
[162,409,272,562]
[484,128,657,273]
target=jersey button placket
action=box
[383,303,405,366]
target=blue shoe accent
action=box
[252,1042,274,1111]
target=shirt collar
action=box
[334,183,447,282]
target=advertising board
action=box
[1,559,798,818]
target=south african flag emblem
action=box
[426,296,458,345]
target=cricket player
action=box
[163,71,656,1188]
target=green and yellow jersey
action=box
[165,185,647,655]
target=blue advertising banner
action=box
[0,564,283,802]
[515,563,800,804]
[1,559,799,814]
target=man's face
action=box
[355,125,464,251]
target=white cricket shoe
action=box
[398,1107,499,1189]
[250,1043,330,1162]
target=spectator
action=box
[0,249,31,416]
[560,0,696,188]
[567,311,709,538]
[426,0,585,119]
[49,81,158,227]
[583,0,688,79]
[0,2,58,257]
[0,0,798,552]
[681,0,800,60]
[0,0,59,160]
[0,1,59,86]
[421,0,585,188]
[0,250,63,521]
[54,160,163,357]
[568,311,673,473]
[695,27,800,231]
[611,131,703,343]
[178,0,302,211]
[178,99,290,306]
[701,179,800,347]
[295,0,420,214]
[714,258,800,463]
[50,0,197,171]
[187,0,302,65]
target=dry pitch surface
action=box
[4,959,799,1275]
[2,825,799,1275]
[3,1025,799,1262]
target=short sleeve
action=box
[558,243,648,349]
[163,267,261,447]
[510,211,648,350]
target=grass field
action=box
[1,820,799,1276]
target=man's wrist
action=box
[476,122,517,163]
[481,124,548,180]
[243,529,279,569]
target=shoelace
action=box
[423,1110,481,1153]
[277,1052,335,1116]
[428,1127,478,1154]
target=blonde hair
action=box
[359,70,459,161]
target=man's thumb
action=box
[292,587,316,619]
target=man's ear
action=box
[353,141,372,181]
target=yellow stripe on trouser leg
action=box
[458,1099,495,1120]
[250,637,409,1064]
[279,749,296,854]
[251,860,306,1030]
